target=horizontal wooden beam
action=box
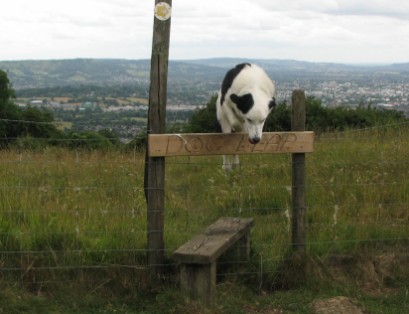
[148,131,314,157]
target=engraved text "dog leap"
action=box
[148,132,314,157]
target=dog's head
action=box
[230,92,276,144]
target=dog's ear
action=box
[230,93,254,114]
[269,97,277,110]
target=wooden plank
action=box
[148,131,314,157]
[173,217,254,264]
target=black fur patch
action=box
[230,93,254,114]
[220,63,251,106]
[269,97,277,110]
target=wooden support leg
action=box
[237,231,251,261]
[224,231,251,263]
[180,262,216,306]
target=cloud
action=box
[325,0,409,20]
[171,0,409,63]
[0,0,408,63]
[252,0,409,19]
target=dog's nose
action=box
[249,136,260,144]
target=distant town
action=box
[18,75,409,116]
[14,97,200,142]
[279,79,409,112]
[3,58,409,139]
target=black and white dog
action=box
[216,63,276,170]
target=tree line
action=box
[1,70,122,150]
[184,95,407,134]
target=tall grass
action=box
[0,124,408,291]
[0,148,148,291]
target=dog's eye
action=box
[246,118,253,123]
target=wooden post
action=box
[144,0,172,276]
[180,263,216,306]
[291,90,307,260]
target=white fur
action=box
[216,64,276,171]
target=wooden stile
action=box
[143,0,312,301]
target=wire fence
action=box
[1,119,409,290]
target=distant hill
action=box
[1,58,409,90]
[179,57,409,73]
[0,59,224,90]
[0,59,150,89]
[2,58,409,109]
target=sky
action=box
[1,0,409,64]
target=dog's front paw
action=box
[222,155,240,172]
[222,162,240,172]
[223,163,233,172]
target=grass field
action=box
[1,124,408,313]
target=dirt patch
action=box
[312,296,365,314]
[308,245,409,313]
[312,245,409,296]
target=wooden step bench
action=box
[173,217,254,305]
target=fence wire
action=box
[1,121,408,289]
